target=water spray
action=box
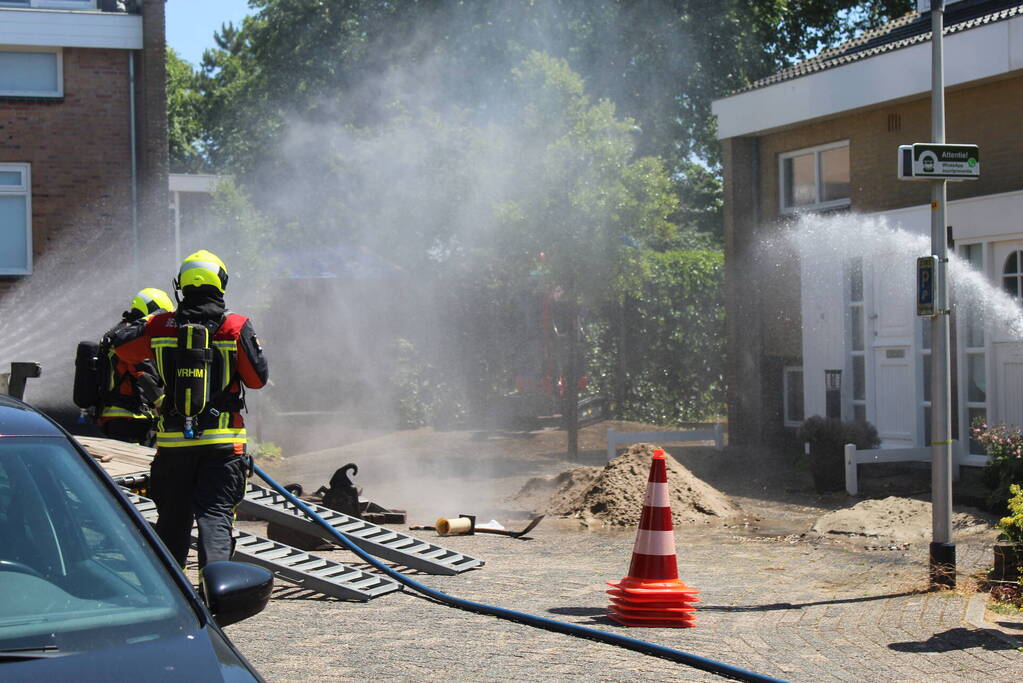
[252,463,787,683]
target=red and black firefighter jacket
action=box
[98,320,162,424]
[113,311,268,449]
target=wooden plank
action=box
[76,435,154,478]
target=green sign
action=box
[911,143,980,179]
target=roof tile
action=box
[739,0,1023,93]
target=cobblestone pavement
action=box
[224,518,1023,682]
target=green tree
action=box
[205,177,277,312]
[496,52,678,302]
[166,47,205,172]
[492,52,682,454]
[194,1,913,239]
[179,1,916,435]
[196,18,275,173]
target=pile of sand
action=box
[516,443,740,527]
[812,496,993,545]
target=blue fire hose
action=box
[253,464,786,682]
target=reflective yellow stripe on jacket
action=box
[100,406,150,420]
[156,428,247,448]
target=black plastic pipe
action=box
[253,464,787,683]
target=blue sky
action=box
[166,0,253,67]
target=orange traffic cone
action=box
[606,448,699,627]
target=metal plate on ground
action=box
[125,491,402,601]
[239,482,484,575]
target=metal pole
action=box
[929,0,955,588]
[128,52,140,277]
[174,189,181,265]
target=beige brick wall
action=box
[0,48,134,267]
[758,73,1023,220]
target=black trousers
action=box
[149,446,248,569]
[101,418,153,445]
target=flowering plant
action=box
[971,421,1023,463]
[997,484,1023,544]
[972,419,1023,513]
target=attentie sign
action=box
[898,143,980,181]
[912,144,979,178]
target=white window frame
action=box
[0,1,96,9]
[847,256,866,423]
[0,46,63,98]
[1003,248,1023,299]
[783,365,804,427]
[958,242,988,455]
[779,140,851,214]
[0,162,32,276]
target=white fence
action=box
[843,441,990,495]
[607,424,724,461]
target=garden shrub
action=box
[971,419,1023,514]
[798,415,880,492]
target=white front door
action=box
[869,252,917,446]
[873,346,915,446]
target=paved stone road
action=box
[224,519,1022,682]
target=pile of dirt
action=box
[812,496,994,545]
[516,443,741,527]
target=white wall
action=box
[0,8,142,50]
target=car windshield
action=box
[0,437,198,655]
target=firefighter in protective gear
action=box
[113,250,268,570]
[96,287,173,444]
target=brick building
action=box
[712,0,1023,456]
[0,0,169,286]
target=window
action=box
[848,257,866,422]
[0,48,62,99]
[780,141,850,213]
[0,163,31,275]
[783,366,804,426]
[0,437,197,652]
[1003,249,1023,298]
[961,243,987,454]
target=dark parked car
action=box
[0,394,272,681]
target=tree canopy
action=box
[185,1,911,167]
[163,0,914,427]
[170,0,912,243]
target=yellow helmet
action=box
[127,287,174,320]
[177,249,228,293]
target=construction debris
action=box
[517,443,740,527]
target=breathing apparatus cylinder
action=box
[174,323,213,439]
[73,341,103,422]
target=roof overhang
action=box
[169,174,224,194]
[0,8,142,50]
[712,14,1023,139]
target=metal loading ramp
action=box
[240,482,485,575]
[126,491,402,601]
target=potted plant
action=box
[992,483,1023,582]
[798,415,880,493]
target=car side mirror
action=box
[202,561,273,627]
